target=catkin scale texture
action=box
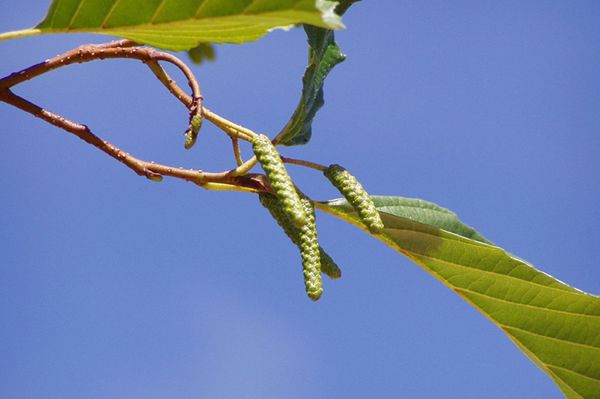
[259,193,341,280]
[252,135,306,227]
[319,250,341,279]
[298,198,323,300]
[324,164,384,234]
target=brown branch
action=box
[0,40,203,146]
[0,41,199,101]
[93,39,142,49]
[0,40,331,195]
[0,88,268,192]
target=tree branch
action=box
[0,40,323,195]
[0,40,203,147]
[0,88,268,192]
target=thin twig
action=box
[143,59,255,143]
[0,40,322,195]
[93,39,142,49]
[0,41,203,145]
[0,88,267,192]
[231,137,244,166]
[146,59,191,106]
[0,42,195,97]
[281,156,327,172]
[202,108,256,141]
[229,156,258,177]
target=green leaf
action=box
[328,196,492,244]
[317,195,600,399]
[187,43,216,64]
[275,0,359,146]
[0,0,343,51]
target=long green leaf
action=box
[275,0,358,146]
[317,195,600,399]
[0,0,342,51]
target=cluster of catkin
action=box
[252,134,383,301]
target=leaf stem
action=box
[231,137,244,166]
[230,156,258,177]
[202,108,256,141]
[0,28,41,42]
[202,182,259,193]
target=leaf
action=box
[275,0,359,146]
[328,196,492,244]
[316,195,600,399]
[187,43,216,64]
[0,0,343,51]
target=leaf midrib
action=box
[548,364,600,384]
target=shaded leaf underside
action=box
[275,24,345,145]
[275,0,358,146]
[317,195,600,399]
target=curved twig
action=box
[0,40,323,195]
[142,60,257,142]
[0,40,203,147]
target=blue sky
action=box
[1,1,600,398]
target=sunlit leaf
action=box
[0,0,343,51]
[318,195,600,399]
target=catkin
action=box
[319,249,342,280]
[298,198,323,301]
[252,134,306,227]
[324,164,384,234]
[259,193,341,280]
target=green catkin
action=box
[184,112,203,149]
[319,249,342,280]
[298,197,323,301]
[252,135,306,227]
[324,164,385,234]
[259,193,341,280]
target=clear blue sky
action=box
[2,1,600,398]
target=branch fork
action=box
[0,40,325,194]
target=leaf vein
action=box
[101,0,121,28]
[454,286,600,320]
[48,0,63,27]
[502,324,600,352]
[407,248,581,298]
[67,0,88,28]
[150,0,168,24]
[547,363,600,384]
